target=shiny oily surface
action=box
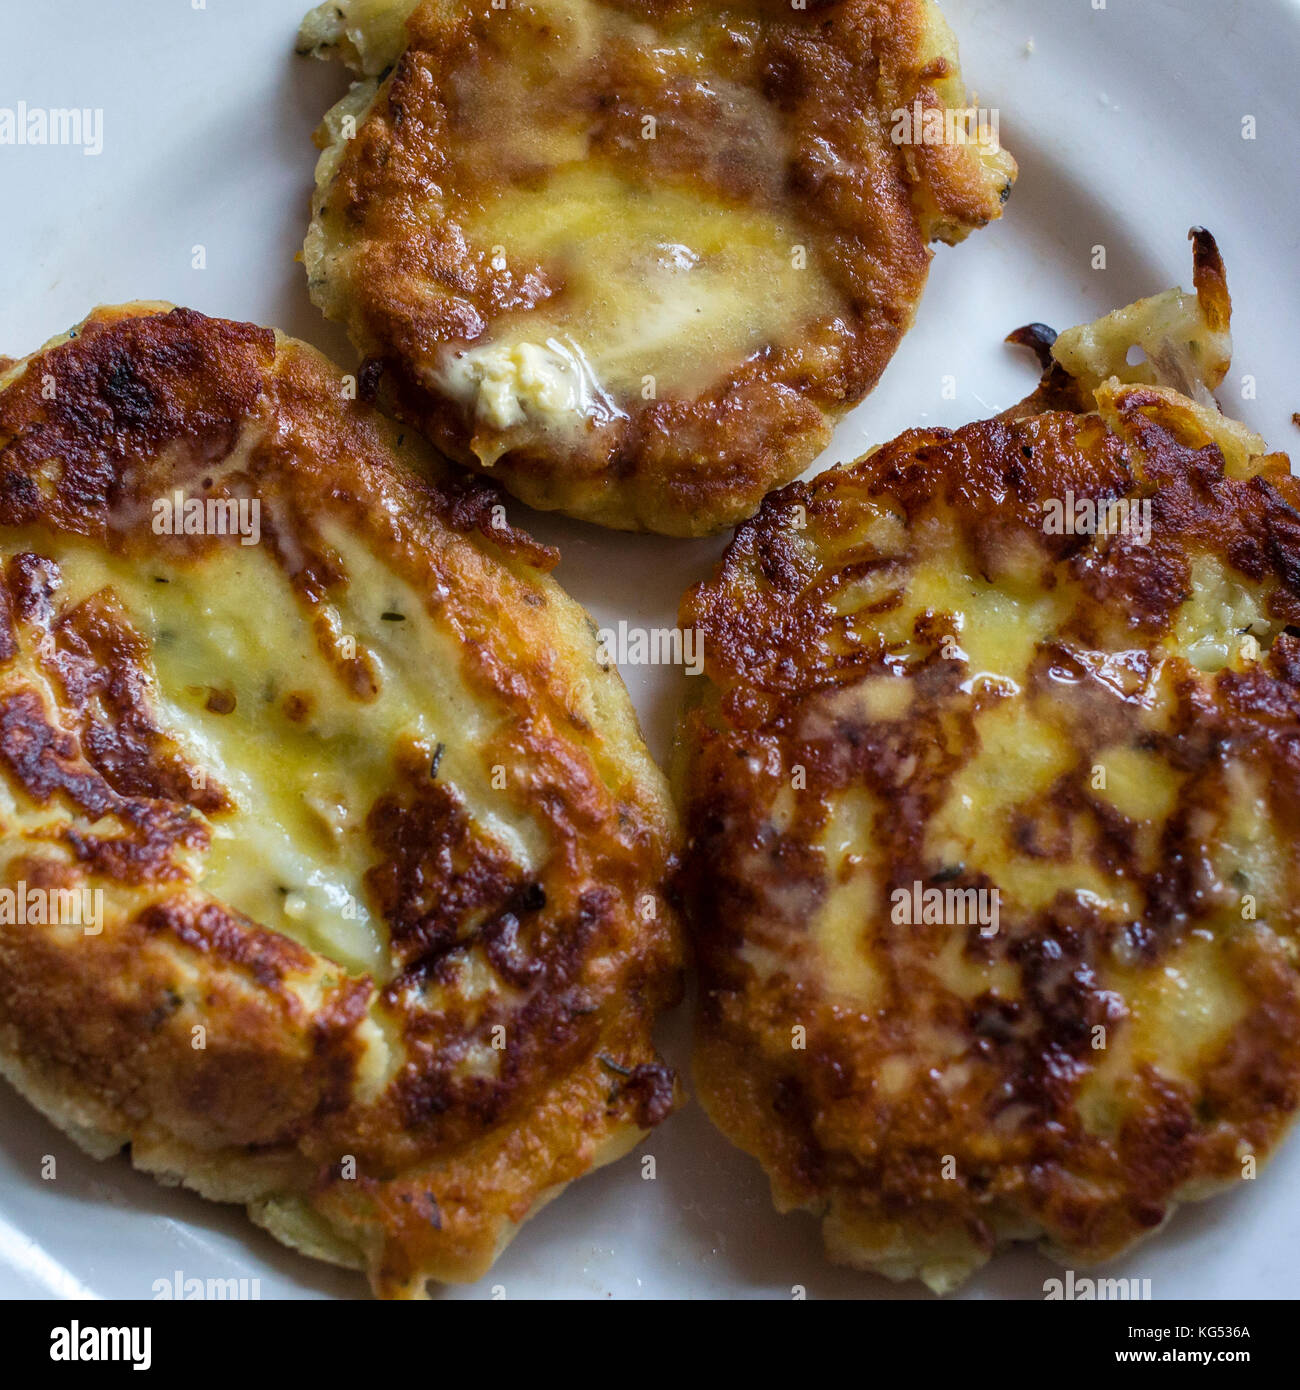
[0,305,682,1298]
[676,243,1300,1291]
[300,0,1015,534]
[4,0,1300,1302]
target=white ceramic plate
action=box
[1,0,1298,1300]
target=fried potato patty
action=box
[298,0,1016,535]
[675,232,1300,1290]
[0,305,682,1298]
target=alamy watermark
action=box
[0,103,103,156]
[49,1322,150,1370]
[1044,1270,1152,1301]
[891,100,1001,150]
[152,1270,261,1300]
[597,621,704,676]
[890,879,1000,938]
[1042,491,1152,546]
[152,490,261,546]
[0,881,102,934]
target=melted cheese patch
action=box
[449,166,840,431]
[437,335,617,436]
[1214,761,1288,935]
[928,702,1135,916]
[868,550,1070,681]
[10,521,544,982]
[1092,745,1184,824]
[1173,553,1277,673]
[1079,928,1252,1135]
[812,790,884,1010]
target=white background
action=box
[1,0,1299,1299]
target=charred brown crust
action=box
[306,0,1015,535]
[677,334,1300,1284]
[1004,322,1058,372]
[0,304,683,1297]
[1190,225,1231,334]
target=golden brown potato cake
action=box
[0,304,682,1298]
[675,232,1300,1290]
[298,0,1016,535]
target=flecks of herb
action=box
[597,1054,632,1078]
[931,863,965,884]
[429,742,445,778]
[381,611,405,622]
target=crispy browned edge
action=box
[0,303,684,1297]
